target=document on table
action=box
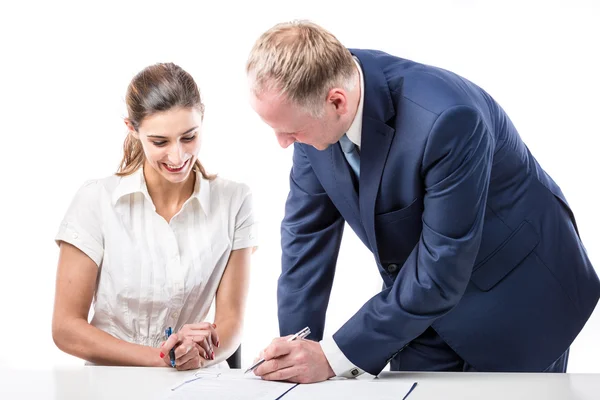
[165,370,297,400]
[283,377,418,400]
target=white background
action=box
[0,0,598,372]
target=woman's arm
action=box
[52,242,164,367]
[209,247,253,364]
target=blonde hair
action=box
[246,20,356,117]
[117,62,214,180]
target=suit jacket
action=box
[277,49,600,374]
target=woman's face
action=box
[132,107,203,185]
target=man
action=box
[245,20,600,383]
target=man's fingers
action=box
[253,355,295,377]
[263,340,293,360]
[251,335,295,367]
[261,365,309,383]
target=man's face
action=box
[249,86,348,151]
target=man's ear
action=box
[124,118,139,139]
[327,88,349,115]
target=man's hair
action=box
[246,20,356,117]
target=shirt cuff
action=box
[320,336,365,378]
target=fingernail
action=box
[159,352,164,358]
[216,340,220,348]
[212,351,215,360]
[212,323,217,328]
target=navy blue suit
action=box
[277,49,600,374]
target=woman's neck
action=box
[143,162,196,219]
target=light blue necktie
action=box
[339,134,360,178]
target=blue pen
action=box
[165,327,176,368]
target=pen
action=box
[165,327,176,368]
[244,326,311,374]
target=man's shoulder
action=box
[353,48,484,116]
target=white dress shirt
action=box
[319,57,366,379]
[55,168,258,363]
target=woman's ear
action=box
[124,118,139,139]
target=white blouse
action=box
[55,168,258,351]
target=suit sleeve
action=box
[278,143,345,340]
[332,105,495,375]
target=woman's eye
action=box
[182,135,196,142]
[152,141,167,147]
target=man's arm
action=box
[333,105,494,375]
[278,143,345,341]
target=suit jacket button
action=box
[387,263,398,273]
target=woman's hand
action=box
[177,322,220,361]
[160,334,209,370]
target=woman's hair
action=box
[117,62,213,179]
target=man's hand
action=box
[253,337,335,384]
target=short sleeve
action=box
[55,180,104,266]
[232,184,258,251]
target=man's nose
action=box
[277,135,295,149]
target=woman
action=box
[52,62,256,370]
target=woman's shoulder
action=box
[209,176,252,198]
[68,174,124,205]
[74,174,121,194]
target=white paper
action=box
[282,377,417,400]
[166,370,297,400]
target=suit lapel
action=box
[305,144,364,239]
[307,50,400,263]
[351,49,399,264]
[359,117,395,263]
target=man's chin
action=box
[312,143,331,151]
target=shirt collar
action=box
[111,167,211,215]
[345,57,365,150]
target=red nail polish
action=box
[159,352,165,358]
[216,340,220,348]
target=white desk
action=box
[1,366,598,399]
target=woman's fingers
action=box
[176,343,200,370]
[195,337,214,360]
[179,323,219,348]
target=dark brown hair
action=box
[117,62,213,179]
